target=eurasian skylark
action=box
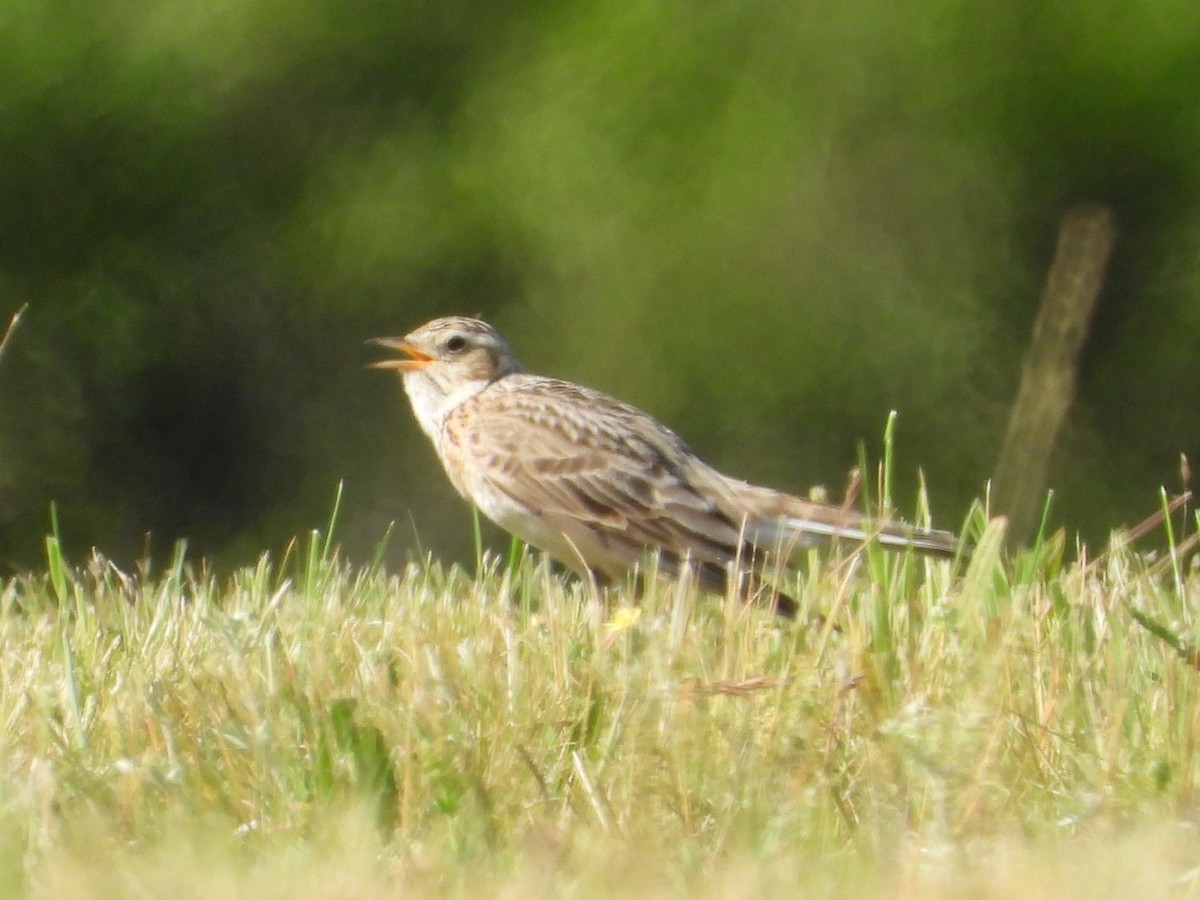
[372,316,958,617]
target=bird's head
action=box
[370,316,522,434]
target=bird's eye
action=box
[444,335,468,353]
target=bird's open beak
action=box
[368,337,433,372]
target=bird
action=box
[371,316,959,617]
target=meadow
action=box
[1,492,1198,898]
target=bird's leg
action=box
[734,569,798,619]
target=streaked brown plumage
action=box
[372,316,958,617]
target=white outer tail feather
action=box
[751,516,959,559]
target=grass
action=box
[2,492,1199,898]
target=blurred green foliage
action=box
[1,0,1197,570]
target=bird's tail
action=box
[729,482,960,559]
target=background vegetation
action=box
[1,0,1198,569]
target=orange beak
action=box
[368,337,433,372]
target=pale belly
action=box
[469,480,629,582]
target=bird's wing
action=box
[442,378,750,576]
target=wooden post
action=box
[992,205,1116,544]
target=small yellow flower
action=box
[603,606,642,638]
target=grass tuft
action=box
[2,495,1199,896]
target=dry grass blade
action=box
[1119,491,1191,548]
[682,676,784,698]
[0,302,28,362]
[1144,530,1200,581]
